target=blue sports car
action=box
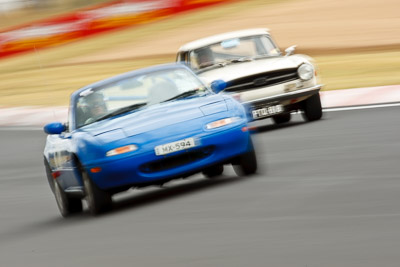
[43,63,257,217]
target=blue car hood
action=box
[81,94,227,137]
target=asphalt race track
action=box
[1,106,399,267]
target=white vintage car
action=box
[176,28,323,124]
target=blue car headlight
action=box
[106,145,138,157]
[205,117,241,130]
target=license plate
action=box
[155,138,196,156]
[252,104,283,119]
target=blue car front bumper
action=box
[85,124,251,190]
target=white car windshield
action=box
[189,35,280,71]
[75,68,207,128]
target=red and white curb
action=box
[0,106,68,127]
[320,85,400,108]
[0,85,399,127]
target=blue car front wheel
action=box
[82,169,112,216]
[202,164,224,178]
[232,139,258,176]
[54,180,83,217]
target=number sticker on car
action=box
[252,104,283,119]
[155,138,197,156]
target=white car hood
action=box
[198,55,307,84]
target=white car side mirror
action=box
[285,45,297,57]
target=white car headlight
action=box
[298,64,314,81]
[205,117,240,130]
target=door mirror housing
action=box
[210,80,227,94]
[44,122,66,135]
[285,45,297,56]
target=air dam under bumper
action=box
[86,124,251,190]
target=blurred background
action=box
[1,2,400,265]
[0,0,399,107]
[0,0,109,23]
[0,0,108,11]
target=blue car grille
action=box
[140,146,215,173]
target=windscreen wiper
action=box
[162,89,203,102]
[226,57,253,63]
[197,62,226,73]
[93,103,147,122]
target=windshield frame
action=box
[69,65,210,130]
[187,34,281,72]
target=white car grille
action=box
[225,69,298,92]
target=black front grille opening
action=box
[225,69,298,92]
[140,146,215,173]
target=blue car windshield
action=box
[74,68,208,128]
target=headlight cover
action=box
[298,64,314,81]
[205,117,240,130]
[106,145,138,157]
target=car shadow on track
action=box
[251,121,306,134]
[107,174,255,216]
[0,175,258,244]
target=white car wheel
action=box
[302,93,322,121]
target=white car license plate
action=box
[155,138,196,156]
[252,104,283,119]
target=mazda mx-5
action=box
[43,64,257,217]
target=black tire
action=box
[272,113,291,124]
[232,140,258,176]
[81,169,112,216]
[202,165,224,178]
[54,180,83,217]
[302,93,322,121]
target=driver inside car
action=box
[78,92,108,125]
[195,47,215,69]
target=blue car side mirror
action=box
[44,122,66,135]
[210,79,227,94]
